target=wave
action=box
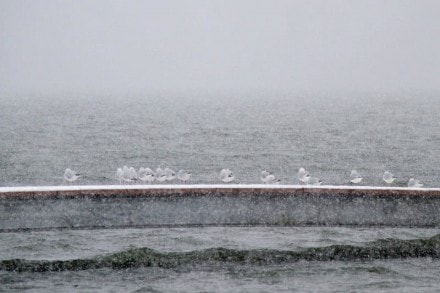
[2,234,440,272]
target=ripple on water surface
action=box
[1,226,440,291]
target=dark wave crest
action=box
[2,234,440,272]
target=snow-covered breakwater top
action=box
[1,185,440,199]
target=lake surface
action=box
[0,92,439,187]
[1,227,440,292]
[0,92,439,291]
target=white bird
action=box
[350,170,363,184]
[129,167,137,179]
[383,171,396,184]
[64,168,80,182]
[164,167,176,181]
[177,170,191,183]
[220,169,234,183]
[408,178,423,188]
[138,168,146,181]
[155,167,167,182]
[122,166,137,182]
[260,170,280,184]
[138,167,155,183]
[116,168,124,183]
[298,168,310,184]
[306,177,322,186]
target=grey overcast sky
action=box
[0,0,439,94]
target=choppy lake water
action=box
[1,227,440,292]
[1,92,439,187]
[1,92,439,291]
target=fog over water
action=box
[1,2,440,292]
[1,0,439,95]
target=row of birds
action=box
[299,168,423,188]
[116,166,191,183]
[64,167,424,187]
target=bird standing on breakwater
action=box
[350,170,363,184]
[408,178,423,188]
[116,168,124,183]
[306,177,322,186]
[138,167,156,183]
[260,171,280,184]
[164,167,176,181]
[121,166,137,182]
[155,167,167,182]
[177,170,191,183]
[220,169,234,183]
[298,168,310,184]
[383,171,396,185]
[64,168,80,182]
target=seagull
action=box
[350,170,363,184]
[129,167,137,179]
[383,171,396,184]
[155,167,167,182]
[177,170,191,183]
[298,168,310,184]
[122,166,137,182]
[138,167,145,177]
[138,167,154,182]
[164,167,176,181]
[220,169,234,183]
[64,168,80,182]
[116,168,124,183]
[408,178,423,188]
[260,170,280,184]
[138,167,156,183]
[306,177,322,186]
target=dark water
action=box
[1,227,440,292]
[3,235,440,272]
[1,92,440,291]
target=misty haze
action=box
[1,1,440,292]
[1,0,439,94]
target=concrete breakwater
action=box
[1,185,440,230]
